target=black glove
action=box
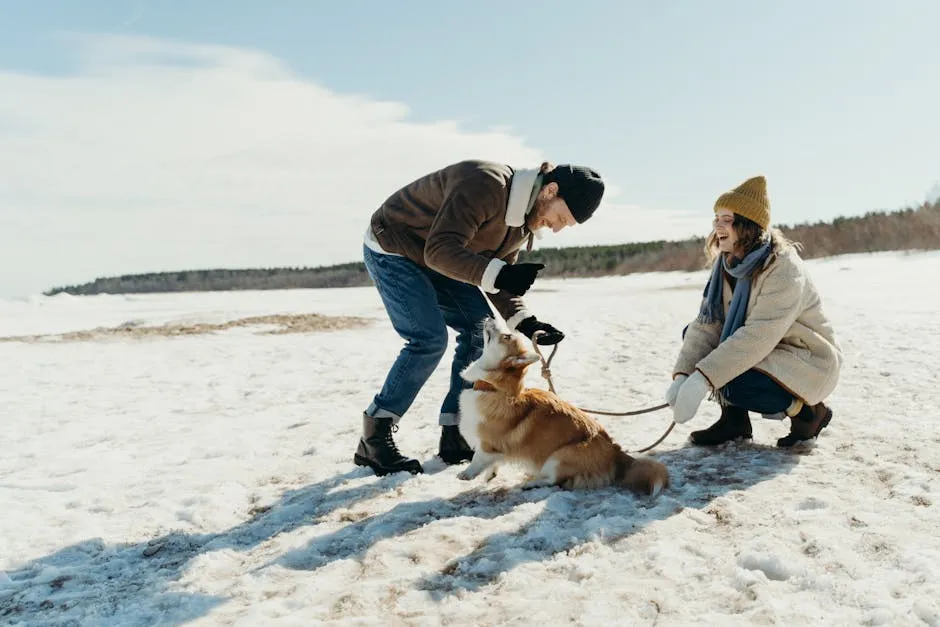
[516,316,565,345]
[494,263,544,296]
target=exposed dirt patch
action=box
[657,284,703,291]
[0,313,372,343]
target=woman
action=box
[665,175,843,448]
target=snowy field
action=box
[1,250,939,626]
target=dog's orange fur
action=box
[458,322,670,496]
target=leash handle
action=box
[530,331,559,394]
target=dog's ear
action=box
[510,351,540,368]
[461,360,487,382]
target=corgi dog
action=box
[457,318,669,496]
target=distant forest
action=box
[45,198,940,296]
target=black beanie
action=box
[546,165,605,223]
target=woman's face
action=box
[713,208,739,255]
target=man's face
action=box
[526,183,577,233]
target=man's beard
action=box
[525,199,547,231]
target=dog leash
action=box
[530,332,675,453]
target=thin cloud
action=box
[120,1,146,28]
[0,34,698,298]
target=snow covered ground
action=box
[1,250,938,626]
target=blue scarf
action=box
[697,241,772,342]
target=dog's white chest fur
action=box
[457,388,486,451]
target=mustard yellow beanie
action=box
[714,175,770,230]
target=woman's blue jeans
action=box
[721,369,794,416]
[682,324,795,416]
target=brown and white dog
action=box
[457,318,670,496]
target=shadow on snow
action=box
[276,442,801,598]
[1,441,803,624]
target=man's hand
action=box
[516,317,565,345]
[494,263,545,296]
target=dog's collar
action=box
[473,380,497,392]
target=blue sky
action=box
[1,1,938,296]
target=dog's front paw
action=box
[457,468,478,481]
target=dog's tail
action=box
[616,450,669,497]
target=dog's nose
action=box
[483,318,498,338]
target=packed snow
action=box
[1,250,938,626]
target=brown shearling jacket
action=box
[368,160,540,324]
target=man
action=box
[356,159,605,475]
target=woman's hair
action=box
[704,215,800,267]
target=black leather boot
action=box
[777,402,832,448]
[690,405,753,446]
[354,414,423,476]
[438,425,474,464]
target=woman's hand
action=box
[672,371,711,424]
[665,374,688,406]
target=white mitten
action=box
[665,374,688,407]
[672,371,710,424]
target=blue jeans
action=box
[362,245,493,426]
[682,324,794,416]
[721,370,794,416]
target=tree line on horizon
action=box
[44,198,940,296]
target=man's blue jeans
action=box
[362,245,493,426]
